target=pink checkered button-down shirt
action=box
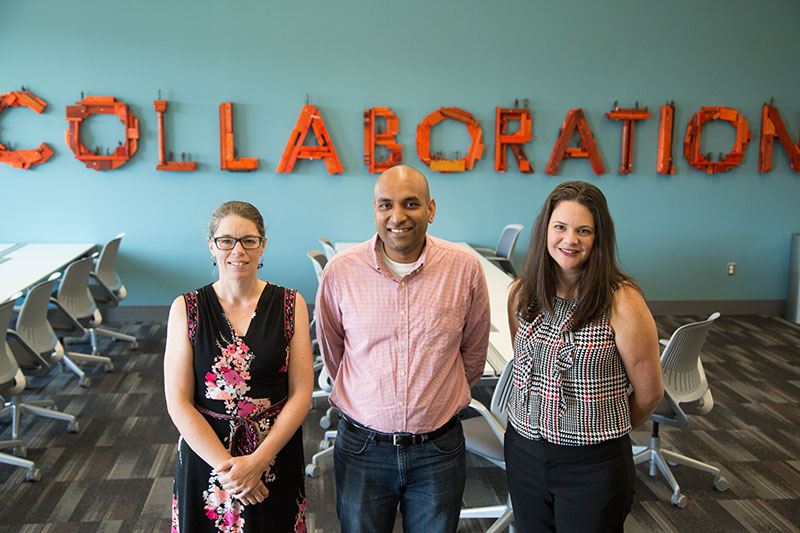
[315,234,491,434]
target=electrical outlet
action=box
[727,262,735,275]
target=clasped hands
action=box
[215,454,270,506]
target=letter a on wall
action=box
[277,105,343,174]
[0,89,54,169]
[545,108,605,176]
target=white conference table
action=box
[0,243,96,303]
[334,241,514,377]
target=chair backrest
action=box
[491,359,515,427]
[0,299,20,387]
[317,365,333,392]
[56,257,98,320]
[307,250,327,281]
[494,224,523,260]
[319,238,337,261]
[15,275,60,355]
[660,312,719,404]
[94,233,124,293]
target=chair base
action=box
[62,351,113,387]
[305,430,337,478]
[460,495,515,532]
[92,327,138,354]
[0,440,40,481]
[633,434,728,508]
[1,397,79,440]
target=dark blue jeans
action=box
[333,417,466,533]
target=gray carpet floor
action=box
[0,314,798,532]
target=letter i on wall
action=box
[657,101,675,175]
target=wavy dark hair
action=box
[207,201,266,238]
[511,181,637,330]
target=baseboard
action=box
[647,299,786,316]
[105,306,170,323]
[106,300,788,323]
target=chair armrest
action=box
[651,385,689,428]
[472,246,495,256]
[465,398,506,444]
[89,272,120,304]
[6,328,51,371]
[48,297,84,330]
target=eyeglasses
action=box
[213,235,264,250]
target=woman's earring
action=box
[258,258,263,269]
[212,257,217,266]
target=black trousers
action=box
[504,425,635,533]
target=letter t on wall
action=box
[605,103,650,174]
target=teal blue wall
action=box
[2,0,798,306]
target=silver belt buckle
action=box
[393,434,401,446]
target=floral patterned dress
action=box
[171,283,306,533]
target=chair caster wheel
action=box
[15,445,26,458]
[26,468,41,482]
[131,341,139,350]
[319,439,332,451]
[80,377,92,388]
[305,464,319,478]
[714,476,729,491]
[671,493,687,508]
[319,417,331,429]
[68,421,80,433]
[104,362,114,372]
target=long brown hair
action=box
[511,181,637,330]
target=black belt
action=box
[342,416,459,446]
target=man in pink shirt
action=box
[315,165,491,532]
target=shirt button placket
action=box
[398,279,409,425]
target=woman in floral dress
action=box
[165,201,313,532]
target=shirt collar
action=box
[369,233,430,279]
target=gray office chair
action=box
[3,283,80,439]
[0,299,41,481]
[318,238,337,261]
[88,233,138,352]
[306,250,327,354]
[473,224,523,277]
[47,257,113,386]
[307,250,327,280]
[305,366,337,478]
[460,359,515,532]
[305,251,336,434]
[9,276,66,379]
[633,312,729,508]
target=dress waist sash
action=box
[197,398,287,457]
